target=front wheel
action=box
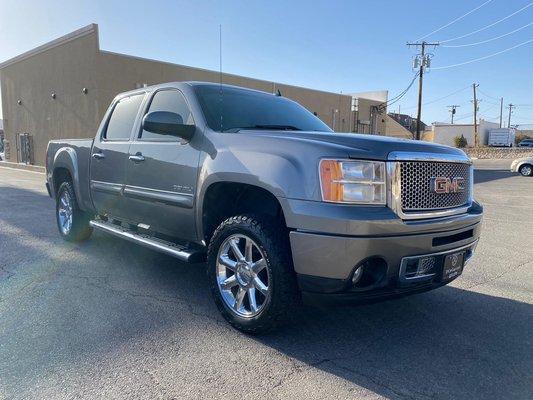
[56,181,93,242]
[519,164,532,177]
[207,215,299,333]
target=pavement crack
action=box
[327,360,431,400]
[465,258,533,290]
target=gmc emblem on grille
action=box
[430,177,466,194]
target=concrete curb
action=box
[0,161,45,173]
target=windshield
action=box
[193,85,333,133]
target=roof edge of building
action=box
[0,23,386,102]
[0,23,99,69]
[100,49,356,99]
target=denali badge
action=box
[430,177,466,194]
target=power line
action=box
[480,98,501,106]
[416,0,494,41]
[440,2,533,43]
[386,72,420,104]
[432,38,533,70]
[452,112,474,122]
[378,71,419,111]
[441,22,533,48]
[450,102,500,122]
[477,88,500,101]
[402,85,471,110]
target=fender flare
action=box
[52,147,83,203]
[195,173,286,243]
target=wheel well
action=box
[53,167,72,195]
[202,182,286,243]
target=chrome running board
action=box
[89,219,205,263]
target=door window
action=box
[140,90,194,140]
[103,94,144,141]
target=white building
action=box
[431,119,499,147]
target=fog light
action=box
[352,266,363,284]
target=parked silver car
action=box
[511,157,533,176]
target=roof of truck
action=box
[116,81,277,99]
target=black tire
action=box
[207,215,299,334]
[56,181,93,242]
[519,164,533,177]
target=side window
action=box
[140,90,194,140]
[103,94,144,141]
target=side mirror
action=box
[142,111,196,141]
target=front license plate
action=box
[442,252,465,281]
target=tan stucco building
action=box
[0,24,388,166]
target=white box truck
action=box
[488,128,515,147]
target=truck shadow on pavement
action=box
[473,168,516,184]
[1,185,531,399]
[258,287,532,399]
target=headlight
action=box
[319,159,386,204]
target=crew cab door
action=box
[90,93,145,219]
[123,89,200,241]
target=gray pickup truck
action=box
[46,82,482,332]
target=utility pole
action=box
[407,41,439,140]
[472,83,479,147]
[507,104,515,128]
[499,97,504,128]
[447,105,460,124]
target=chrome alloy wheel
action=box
[520,165,532,176]
[216,234,271,318]
[58,190,73,235]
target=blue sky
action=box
[1,0,532,127]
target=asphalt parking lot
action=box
[0,160,532,400]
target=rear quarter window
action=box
[104,94,144,141]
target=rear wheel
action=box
[519,164,532,177]
[56,181,93,242]
[207,215,299,333]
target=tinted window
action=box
[104,94,144,140]
[193,85,332,133]
[141,90,194,140]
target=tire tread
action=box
[207,214,299,334]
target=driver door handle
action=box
[129,154,145,163]
[92,152,105,160]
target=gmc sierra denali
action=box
[46,82,482,332]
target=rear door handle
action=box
[92,152,105,160]
[128,154,145,163]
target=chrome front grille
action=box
[399,161,471,211]
[387,151,473,220]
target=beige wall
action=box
[354,98,387,135]
[385,115,411,139]
[1,29,101,165]
[96,51,354,134]
[1,24,383,166]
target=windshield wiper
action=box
[222,125,302,133]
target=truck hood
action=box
[244,130,465,160]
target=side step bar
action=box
[89,220,205,263]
